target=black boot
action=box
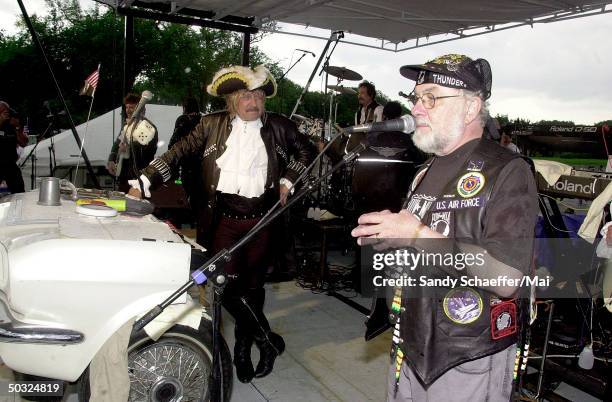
[244,288,286,378]
[233,325,255,383]
[223,296,255,383]
[254,331,285,378]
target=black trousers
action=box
[212,215,272,296]
[0,163,25,194]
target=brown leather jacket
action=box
[142,110,315,244]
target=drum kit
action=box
[290,65,420,218]
[289,65,359,214]
[291,64,362,139]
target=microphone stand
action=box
[278,52,308,84]
[19,121,55,189]
[278,52,308,115]
[290,31,344,119]
[133,134,365,402]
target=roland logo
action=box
[551,179,593,195]
[549,126,597,134]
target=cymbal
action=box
[322,65,363,81]
[327,85,356,95]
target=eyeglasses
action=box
[407,92,463,109]
[239,91,265,101]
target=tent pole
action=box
[16,0,101,189]
[241,32,251,66]
[123,15,135,102]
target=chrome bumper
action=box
[0,323,84,344]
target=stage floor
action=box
[0,279,604,402]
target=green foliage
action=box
[0,2,400,136]
[0,3,264,133]
[534,120,574,126]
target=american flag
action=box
[80,67,100,97]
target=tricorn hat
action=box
[207,64,277,98]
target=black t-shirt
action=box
[406,138,538,274]
[0,121,18,165]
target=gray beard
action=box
[413,120,464,156]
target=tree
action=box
[0,2,272,134]
[535,120,574,126]
[0,1,400,138]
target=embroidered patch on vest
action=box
[430,211,451,236]
[432,196,485,211]
[443,288,483,324]
[467,159,484,172]
[457,172,485,198]
[490,299,517,340]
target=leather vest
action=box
[399,138,525,385]
[356,100,380,124]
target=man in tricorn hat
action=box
[352,54,538,401]
[130,65,315,383]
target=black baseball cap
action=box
[400,54,492,100]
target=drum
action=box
[351,131,424,214]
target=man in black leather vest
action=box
[129,65,315,384]
[352,54,538,401]
[355,81,384,125]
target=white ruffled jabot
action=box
[215,116,268,198]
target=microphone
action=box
[398,91,410,99]
[127,90,153,126]
[296,49,316,57]
[343,115,416,135]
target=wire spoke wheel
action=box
[77,322,233,402]
[128,332,212,402]
[128,336,210,402]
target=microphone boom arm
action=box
[290,31,344,118]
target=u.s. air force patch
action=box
[456,172,485,198]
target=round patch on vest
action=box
[443,288,483,324]
[456,172,485,198]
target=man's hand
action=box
[128,187,142,199]
[118,141,128,154]
[106,161,117,175]
[280,184,291,206]
[351,209,424,246]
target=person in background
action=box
[501,131,520,153]
[10,110,29,159]
[0,101,25,194]
[356,81,384,124]
[106,93,158,192]
[169,97,203,222]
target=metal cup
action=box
[38,177,61,206]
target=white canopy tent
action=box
[18,104,182,184]
[96,1,612,51]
